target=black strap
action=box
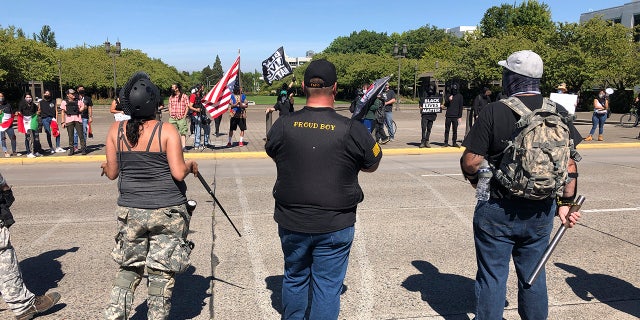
[145,121,162,152]
[117,121,132,152]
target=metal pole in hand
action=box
[197,172,242,237]
[526,195,585,286]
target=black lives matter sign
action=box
[421,96,442,114]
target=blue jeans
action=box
[473,197,556,320]
[193,115,210,147]
[589,112,607,135]
[41,117,61,149]
[384,111,395,138]
[362,119,374,133]
[1,128,17,153]
[74,118,89,147]
[279,225,354,320]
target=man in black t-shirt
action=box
[75,86,93,150]
[461,50,582,320]
[265,59,381,320]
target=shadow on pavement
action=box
[555,263,640,318]
[265,274,348,317]
[20,246,79,295]
[402,260,475,320]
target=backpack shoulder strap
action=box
[541,97,558,112]
[500,97,531,118]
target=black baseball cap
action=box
[304,59,337,88]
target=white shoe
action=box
[27,153,36,158]
[55,147,65,153]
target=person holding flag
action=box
[201,55,242,144]
[38,90,64,154]
[0,92,18,157]
[17,93,42,158]
[227,86,248,147]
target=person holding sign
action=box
[419,86,441,148]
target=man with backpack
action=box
[460,50,583,320]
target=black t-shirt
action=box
[381,89,395,112]
[265,106,382,233]
[79,95,93,118]
[462,95,582,198]
[39,99,57,118]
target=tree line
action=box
[2,1,639,112]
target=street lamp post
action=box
[393,43,407,110]
[413,63,418,99]
[104,39,121,98]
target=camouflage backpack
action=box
[492,97,575,200]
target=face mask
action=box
[0,98,4,103]
[26,98,32,102]
[78,90,85,95]
[44,95,51,99]
[599,94,605,98]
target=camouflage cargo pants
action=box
[105,205,192,320]
[0,226,35,316]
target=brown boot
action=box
[584,135,593,141]
[16,292,61,320]
[598,134,604,141]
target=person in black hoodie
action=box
[444,83,464,147]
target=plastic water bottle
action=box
[475,160,492,201]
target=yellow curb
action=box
[576,142,640,149]
[1,142,637,165]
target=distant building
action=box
[285,51,314,69]
[580,0,640,28]
[445,26,477,38]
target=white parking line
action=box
[582,207,640,213]
[233,164,278,320]
[421,173,463,177]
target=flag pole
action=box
[237,49,242,90]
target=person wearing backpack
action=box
[460,50,583,320]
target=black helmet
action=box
[119,72,160,119]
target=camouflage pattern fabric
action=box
[0,226,35,316]
[105,205,192,320]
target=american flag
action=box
[203,56,240,119]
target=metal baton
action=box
[526,195,585,286]
[196,172,242,237]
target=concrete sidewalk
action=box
[2,104,639,163]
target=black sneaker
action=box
[16,292,61,320]
[67,148,74,156]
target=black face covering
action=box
[501,68,541,97]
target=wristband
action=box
[557,195,576,206]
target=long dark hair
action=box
[125,116,154,148]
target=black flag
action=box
[352,75,392,120]
[262,47,293,85]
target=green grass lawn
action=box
[246,95,351,105]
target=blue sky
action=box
[0,1,627,73]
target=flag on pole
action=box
[202,56,240,119]
[262,47,293,85]
[0,111,14,132]
[351,75,392,120]
[17,114,38,134]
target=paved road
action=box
[0,146,638,319]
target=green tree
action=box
[480,4,515,38]
[33,25,57,48]
[211,55,223,84]
[324,30,390,55]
